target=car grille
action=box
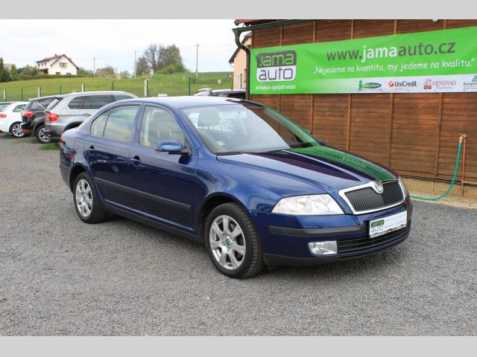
[337,225,409,257]
[343,181,404,213]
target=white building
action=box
[36,54,79,76]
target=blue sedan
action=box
[59,97,412,278]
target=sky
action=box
[0,19,237,73]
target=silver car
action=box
[45,91,136,139]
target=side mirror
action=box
[156,141,189,155]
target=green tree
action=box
[9,64,18,80]
[135,56,150,76]
[157,45,186,72]
[0,58,11,82]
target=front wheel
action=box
[35,124,51,144]
[204,203,264,279]
[73,172,108,224]
[9,122,25,138]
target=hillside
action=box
[0,72,233,100]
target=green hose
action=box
[410,140,463,202]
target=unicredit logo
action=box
[388,80,417,88]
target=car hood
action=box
[217,145,397,193]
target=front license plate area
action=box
[369,211,407,238]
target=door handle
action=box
[132,155,141,165]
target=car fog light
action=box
[308,241,337,256]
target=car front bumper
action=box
[258,199,412,266]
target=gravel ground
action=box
[0,134,476,336]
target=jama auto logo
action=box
[358,80,382,90]
[388,80,417,89]
[256,50,297,82]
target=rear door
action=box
[85,105,141,208]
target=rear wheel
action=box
[73,172,108,224]
[204,203,264,278]
[9,122,24,138]
[35,124,51,144]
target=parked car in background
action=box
[21,95,64,143]
[45,91,136,140]
[0,102,12,111]
[194,88,246,99]
[59,97,412,279]
[0,101,29,138]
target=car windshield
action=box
[182,103,318,154]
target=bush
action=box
[156,63,188,75]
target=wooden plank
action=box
[313,95,349,150]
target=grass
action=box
[39,143,59,150]
[0,72,233,100]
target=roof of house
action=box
[36,54,79,70]
[228,33,252,64]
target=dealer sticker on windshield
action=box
[369,211,407,238]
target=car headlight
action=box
[398,177,409,197]
[272,194,344,215]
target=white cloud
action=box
[0,19,237,73]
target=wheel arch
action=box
[69,164,88,192]
[198,192,252,241]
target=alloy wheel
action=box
[75,178,93,219]
[37,127,51,143]
[209,215,246,270]
[11,123,25,138]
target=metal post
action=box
[37,87,41,97]
[188,77,191,95]
[81,83,85,92]
[460,134,467,196]
[59,85,62,94]
[195,44,199,78]
[20,88,23,100]
[144,79,149,97]
[111,81,114,90]
[2,88,6,100]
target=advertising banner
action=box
[250,26,477,94]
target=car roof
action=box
[29,95,65,101]
[61,91,134,98]
[123,96,255,110]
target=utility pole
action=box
[134,50,137,78]
[93,57,96,77]
[195,44,199,78]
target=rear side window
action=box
[90,112,109,137]
[115,94,134,101]
[103,106,139,142]
[29,101,45,111]
[38,97,56,108]
[13,104,26,112]
[68,95,115,110]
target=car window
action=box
[0,103,11,111]
[103,106,139,142]
[13,104,26,112]
[115,94,134,101]
[69,95,115,110]
[139,106,185,148]
[38,98,56,108]
[29,101,45,111]
[90,112,109,137]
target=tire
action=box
[35,124,51,144]
[204,203,264,279]
[9,122,25,138]
[73,172,108,224]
